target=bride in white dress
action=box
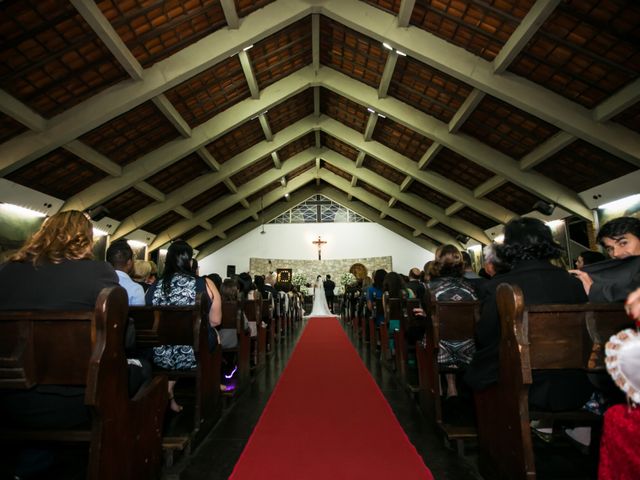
[308,275,333,317]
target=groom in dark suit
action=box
[324,275,336,313]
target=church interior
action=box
[0,0,639,478]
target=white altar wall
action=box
[198,222,435,277]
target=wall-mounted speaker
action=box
[532,200,556,216]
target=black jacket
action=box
[465,260,589,410]
[583,256,640,303]
[323,279,335,296]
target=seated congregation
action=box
[1,209,639,479]
[342,215,640,479]
[0,210,305,479]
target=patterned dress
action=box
[150,274,199,370]
[428,276,478,367]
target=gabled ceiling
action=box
[1,0,638,258]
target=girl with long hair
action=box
[146,240,221,412]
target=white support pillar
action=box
[220,0,240,29]
[239,50,260,99]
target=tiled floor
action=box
[181,318,481,479]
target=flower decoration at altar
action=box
[340,272,356,287]
[291,272,308,287]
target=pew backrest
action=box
[426,293,480,346]
[0,286,167,480]
[474,282,631,480]
[130,293,206,352]
[128,294,221,448]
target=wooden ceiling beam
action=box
[152,95,192,138]
[64,141,123,177]
[0,0,311,172]
[0,90,46,132]
[220,0,240,29]
[319,69,594,219]
[593,79,640,122]
[109,137,318,242]
[319,169,458,246]
[319,115,516,224]
[70,0,143,80]
[312,14,320,74]
[397,0,416,28]
[321,149,491,244]
[363,112,378,141]
[148,150,318,250]
[378,51,398,98]
[190,173,316,249]
[198,148,221,171]
[322,0,640,165]
[61,75,315,212]
[134,182,165,202]
[492,0,560,74]
[239,50,260,99]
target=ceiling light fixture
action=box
[0,203,47,218]
[367,107,376,114]
[243,44,254,51]
[382,42,393,50]
[396,50,407,56]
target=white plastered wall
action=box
[198,222,435,277]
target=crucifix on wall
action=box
[312,235,327,260]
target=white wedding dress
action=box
[308,278,333,317]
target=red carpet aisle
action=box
[230,317,433,480]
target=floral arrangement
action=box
[340,272,357,287]
[291,272,308,287]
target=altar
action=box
[249,256,393,292]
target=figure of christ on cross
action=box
[312,236,327,260]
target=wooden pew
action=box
[221,300,251,389]
[261,298,275,355]
[390,296,423,388]
[416,295,480,455]
[368,299,385,355]
[275,291,289,338]
[129,293,222,457]
[0,286,167,480]
[244,298,266,370]
[474,283,631,480]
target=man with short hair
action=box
[570,217,640,302]
[106,240,145,306]
[324,274,336,313]
[105,240,150,397]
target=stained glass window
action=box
[269,195,368,224]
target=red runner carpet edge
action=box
[230,317,433,480]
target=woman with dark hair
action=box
[367,269,387,326]
[382,271,415,354]
[146,240,221,412]
[465,217,590,412]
